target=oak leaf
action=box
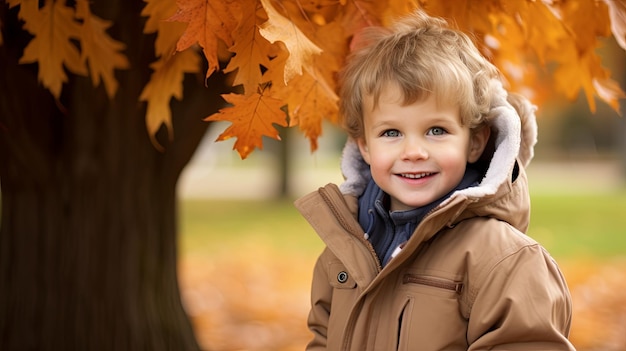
[168,0,238,79]
[142,0,186,58]
[18,1,87,99]
[75,0,129,98]
[258,0,323,84]
[273,67,339,151]
[206,92,288,159]
[223,0,273,95]
[8,0,38,30]
[139,50,201,151]
[7,0,626,158]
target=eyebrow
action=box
[368,118,397,130]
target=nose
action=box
[401,137,428,161]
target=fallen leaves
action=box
[179,248,313,350]
[561,259,626,351]
[179,249,626,351]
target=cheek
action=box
[438,145,471,172]
[367,150,395,175]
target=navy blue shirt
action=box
[358,167,482,267]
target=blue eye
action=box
[382,129,401,137]
[428,127,446,136]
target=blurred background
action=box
[176,42,626,351]
[2,6,625,350]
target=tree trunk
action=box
[0,2,225,350]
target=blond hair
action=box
[340,10,500,139]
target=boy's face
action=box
[357,84,489,212]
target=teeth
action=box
[401,173,432,179]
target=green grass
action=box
[179,199,324,257]
[528,191,626,259]
[180,191,626,260]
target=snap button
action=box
[337,271,349,283]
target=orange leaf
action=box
[139,50,200,150]
[8,0,38,28]
[206,92,288,159]
[168,0,239,79]
[260,40,289,89]
[142,0,187,58]
[75,0,129,98]
[275,68,339,151]
[310,19,347,87]
[18,1,87,99]
[223,0,273,95]
[258,0,322,84]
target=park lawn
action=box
[179,198,324,257]
[180,191,626,261]
[528,191,626,259]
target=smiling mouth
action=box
[399,172,434,179]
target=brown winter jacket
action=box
[295,90,575,350]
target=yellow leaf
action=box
[274,67,338,151]
[143,0,176,34]
[260,41,289,89]
[139,50,200,150]
[310,20,345,89]
[168,0,239,79]
[560,0,611,48]
[8,0,38,28]
[142,0,187,58]
[223,0,273,95]
[419,0,493,34]
[258,0,323,84]
[206,92,288,159]
[18,1,87,99]
[75,0,129,98]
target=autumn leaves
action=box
[5,0,626,159]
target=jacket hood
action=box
[338,79,538,230]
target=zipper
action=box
[403,274,463,294]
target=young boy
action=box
[295,10,575,351]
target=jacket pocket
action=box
[394,274,468,350]
[396,297,414,351]
[403,274,463,294]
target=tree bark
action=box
[0,2,225,350]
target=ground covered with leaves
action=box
[179,247,313,351]
[179,249,626,351]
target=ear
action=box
[468,126,491,163]
[356,138,371,165]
